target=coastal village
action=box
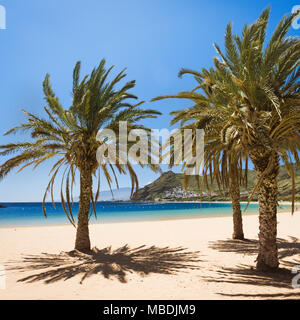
[162,187,202,200]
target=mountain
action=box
[75,187,132,202]
[133,166,300,202]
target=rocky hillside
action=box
[133,166,300,201]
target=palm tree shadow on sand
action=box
[204,236,300,298]
[7,245,202,284]
[209,236,300,259]
[200,264,300,299]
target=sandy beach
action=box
[0,210,300,300]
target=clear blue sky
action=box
[0,0,298,201]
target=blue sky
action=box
[0,0,299,201]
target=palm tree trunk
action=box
[251,152,279,271]
[229,162,244,240]
[75,166,92,252]
[229,181,244,240]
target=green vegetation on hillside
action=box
[134,166,300,202]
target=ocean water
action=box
[0,202,291,227]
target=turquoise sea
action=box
[0,202,291,227]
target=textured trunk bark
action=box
[75,167,92,252]
[251,152,279,271]
[229,162,244,240]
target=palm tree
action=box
[152,67,248,240]
[153,8,300,271]
[0,60,161,252]
[205,8,300,270]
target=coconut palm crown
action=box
[152,66,249,240]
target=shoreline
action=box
[0,211,300,299]
[0,206,296,230]
[1,200,299,204]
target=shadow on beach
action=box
[205,236,300,299]
[199,264,300,299]
[6,245,202,284]
[209,236,300,259]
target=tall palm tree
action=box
[205,8,300,270]
[0,60,161,252]
[153,8,300,271]
[152,67,248,240]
